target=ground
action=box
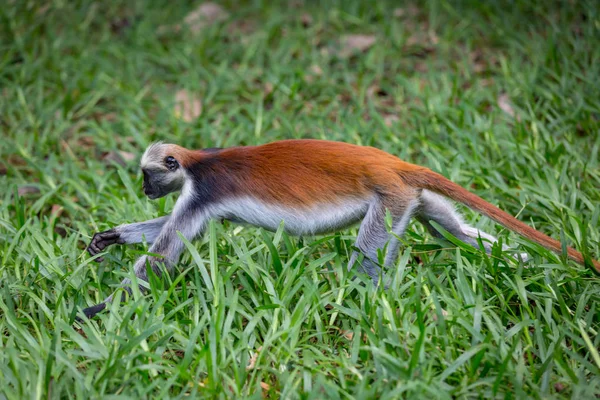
[1,0,599,398]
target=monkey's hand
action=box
[87,229,124,262]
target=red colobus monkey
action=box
[82,139,599,319]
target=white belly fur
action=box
[210,196,370,236]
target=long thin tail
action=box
[402,168,600,273]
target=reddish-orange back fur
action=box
[173,140,421,206]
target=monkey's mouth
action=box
[146,192,161,200]
[144,186,160,199]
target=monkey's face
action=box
[142,156,185,199]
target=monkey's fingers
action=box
[87,230,123,262]
[87,243,107,262]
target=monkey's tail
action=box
[402,168,600,273]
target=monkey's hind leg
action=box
[348,196,420,286]
[416,190,529,261]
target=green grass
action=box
[1,0,600,398]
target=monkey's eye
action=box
[165,156,179,171]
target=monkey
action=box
[80,139,599,320]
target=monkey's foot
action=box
[75,302,107,323]
[87,229,124,262]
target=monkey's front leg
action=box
[80,211,207,320]
[87,216,171,262]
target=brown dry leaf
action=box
[77,136,96,149]
[246,346,262,370]
[227,18,256,36]
[341,330,354,340]
[497,93,515,118]
[367,84,390,99]
[406,32,437,49]
[156,24,174,35]
[367,84,395,109]
[51,205,64,218]
[302,102,314,113]
[406,34,420,47]
[54,226,67,238]
[393,5,420,18]
[103,151,136,167]
[428,31,439,45]
[174,90,202,122]
[263,82,274,96]
[74,327,87,338]
[115,136,137,145]
[414,62,428,73]
[470,49,497,73]
[338,34,376,57]
[61,120,86,141]
[300,13,313,28]
[36,3,51,16]
[473,63,486,73]
[432,308,449,322]
[304,65,323,83]
[366,85,380,98]
[184,2,229,34]
[8,155,27,167]
[320,47,331,57]
[110,17,132,35]
[93,112,117,123]
[18,185,40,196]
[260,382,271,390]
[554,383,566,393]
[471,49,486,73]
[119,151,135,162]
[59,140,77,162]
[383,114,399,127]
[162,349,186,360]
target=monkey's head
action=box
[140,143,186,199]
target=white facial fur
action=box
[141,141,167,171]
[140,142,185,198]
